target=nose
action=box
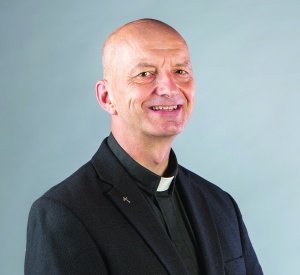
[155,72,179,98]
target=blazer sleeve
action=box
[228,194,264,275]
[25,197,108,275]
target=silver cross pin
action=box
[122,196,131,203]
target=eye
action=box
[175,69,188,75]
[137,71,153,77]
[132,71,156,84]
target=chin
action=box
[143,120,187,139]
[149,127,184,138]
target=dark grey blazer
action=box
[25,138,263,275]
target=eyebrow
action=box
[129,63,156,75]
[132,61,191,71]
[174,61,192,68]
[134,62,156,69]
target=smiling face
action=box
[97,20,195,143]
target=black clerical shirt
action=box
[107,134,200,274]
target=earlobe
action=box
[95,80,117,115]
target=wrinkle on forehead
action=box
[102,19,189,79]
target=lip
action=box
[150,104,180,111]
[148,104,183,113]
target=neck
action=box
[111,130,175,176]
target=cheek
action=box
[180,82,195,103]
[131,87,152,108]
[110,83,133,111]
[121,91,145,113]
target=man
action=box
[25,19,263,274]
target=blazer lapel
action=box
[107,182,189,275]
[91,140,188,275]
[177,168,225,275]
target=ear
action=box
[95,80,117,115]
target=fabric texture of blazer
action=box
[25,138,263,275]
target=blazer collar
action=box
[91,138,189,275]
[177,167,225,275]
[107,133,178,195]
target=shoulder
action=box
[177,164,238,214]
[27,158,113,236]
[33,159,110,214]
[178,164,229,197]
[45,162,99,200]
[29,138,120,222]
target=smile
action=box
[151,105,180,111]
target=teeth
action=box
[152,105,178,111]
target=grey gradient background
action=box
[1,0,299,274]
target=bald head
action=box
[96,18,194,145]
[102,19,188,80]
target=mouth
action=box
[150,105,181,111]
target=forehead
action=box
[121,33,190,65]
[129,49,191,71]
[125,24,187,49]
[103,21,192,75]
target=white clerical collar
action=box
[157,176,174,192]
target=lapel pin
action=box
[122,196,131,204]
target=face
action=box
[101,25,195,141]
